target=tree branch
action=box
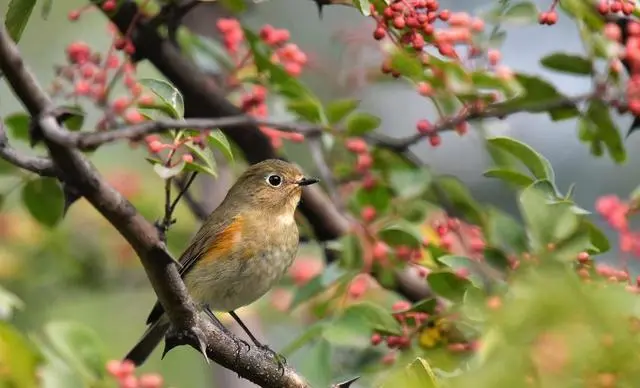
[66,116,322,151]
[366,92,596,151]
[0,121,57,177]
[0,23,309,388]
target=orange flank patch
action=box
[201,216,244,264]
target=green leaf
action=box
[44,321,105,381]
[389,167,432,198]
[540,53,592,75]
[325,99,360,124]
[432,176,484,226]
[59,105,85,131]
[394,298,438,315]
[485,207,528,253]
[153,161,186,179]
[299,339,332,388]
[378,221,423,248]
[324,302,401,347]
[138,78,184,119]
[353,184,391,213]
[483,247,511,270]
[40,0,52,19]
[486,137,554,181]
[4,0,37,42]
[184,141,217,177]
[0,322,41,388]
[208,130,234,162]
[471,71,523,99]
[427,272,472,302]
[353,0,372,16]
[437,255,484,287]
[502,1,539,25]
[4,112,30,141]
[287,98,323,123]
[21,177,63,227]
[219,0,247,12]
[483,168,535,187]
[585,221,610,254]
[519,184,581,251]
[280,322,327,357]
[495,74,579,121]
[0,158,17,175]
[442,62,473,94]
[0,285,24,319]
[389,50,423,79]
[380,357,439,388]
[558,0,605,31]
[345,112,381,136]
[586,100,625,163]
[290,268,355,310]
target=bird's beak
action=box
[296,177,320,186]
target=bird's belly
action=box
[183,246,296,312]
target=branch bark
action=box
[0,121,57,177]
[0,23,309,388]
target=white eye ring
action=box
[266,174,283,187]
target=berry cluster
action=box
[597,0,636,15]
[345,137,373,173]
[366,0,516,148]
[595,195,640,255]
[51,39,151,128]
[215,19,308,149]
[106,360,163,388]
[370,300,474,365]
[601,18,640,117]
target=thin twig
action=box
[0,120,58,177]
[69,117,324,150]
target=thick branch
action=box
[0,122,57,176]
[0,24,308,388]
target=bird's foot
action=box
[255,342,287,371]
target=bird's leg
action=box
[203,305,250,365]
[228,310,287,370]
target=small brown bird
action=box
[124,159,319,366]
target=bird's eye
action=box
[266,174,283,187]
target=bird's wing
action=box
[145,213,242,325]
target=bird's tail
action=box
[123,316,170,367]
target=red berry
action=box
[428,135,441,147]
[372,241,388,260]
[371,333,383,346]
[417,82,433,96]
[124,109,144,124]
[68,10,81,21]
[373,27,386,40]
[416,119,432,134]
[148,140,164,153]
[346,137,368,154]
[102,0,116,11]
[74,80,91,95]
[361,206,376,223]
[182,154,194,163]
[112,97,130,114]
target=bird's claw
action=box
[256,343,287,371]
